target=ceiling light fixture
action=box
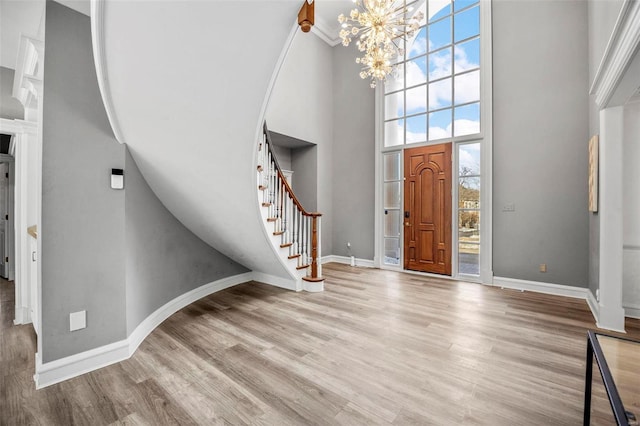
[338,0,423,88]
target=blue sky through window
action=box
[429,17,451,51]
[454,6,479,42]
[383,0,481,146]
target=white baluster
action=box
[296,210,302,266]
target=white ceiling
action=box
[0,0,349,71]
[313,0,353,45]
[0,0,89,70]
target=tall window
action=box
[384,0,481,145]
[380,0,487,277]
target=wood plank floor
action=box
[1,263,639,425]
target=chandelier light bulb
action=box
[338,0,424,88]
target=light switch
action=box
[111,169,124,189]
[70,310,86,331]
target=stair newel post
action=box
[316,215,322,278]
[310,215,319,279]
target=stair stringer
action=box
[93,0,306,288]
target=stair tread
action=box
[296,264,310,270]
[281,242,293,248]
[288,253,300,259]
[273,231,284,236]
[302,276,325,283]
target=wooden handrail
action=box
[260,122,323,283]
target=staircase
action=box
[258,124,324,292]
[92,0,323,290]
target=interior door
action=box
[404,143,452,275]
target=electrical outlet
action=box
[70,310,86,331]
[346,242,351,248]
[539,263,547,273]
[596,289,600,302]
[502,203,515,212]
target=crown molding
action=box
[12,35,43,109]
[91,0,125,144]
[311,16,341,47]
[590,0,640,109]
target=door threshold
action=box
[380,265,482,284]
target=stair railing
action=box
[257,123,323,282]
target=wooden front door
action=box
[404,143,452,275]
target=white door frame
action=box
[0,119,37,325]
[374,0,493,284]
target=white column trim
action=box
[0,119,37,136]
[597,107,626,332]
[590,0,640,108]
[479,0,493,284]
[90,0,125,144]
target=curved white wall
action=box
[97,1,303,281]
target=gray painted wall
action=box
[586,0,624,295]
[492,0,590,287]
[265,31,334,255]
[42,0,127,362]
[0,67,24,120]
[271,144,292,171]
[331,43,375,260]
[125,149,247,334]
[42,1,248,362]
[291,145,317,212]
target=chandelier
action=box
[338,0,423,88]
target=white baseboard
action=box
[493,276,591,300]
[493,276,601,325]
[35,339,130,389]
[251,271,300,291]
[34,272,253,389]
[13,305,31,325]
[586,289,600,324]
[322,255,375,268]
[624,303,640,319]
[128,272,254,355]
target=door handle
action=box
[404,222,412,226]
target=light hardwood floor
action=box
[1,263,639,425]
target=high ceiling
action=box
[1,0,89,70]
[0,0,348,71]
[313,0,353,45]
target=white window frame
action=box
[374,0,493,284]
